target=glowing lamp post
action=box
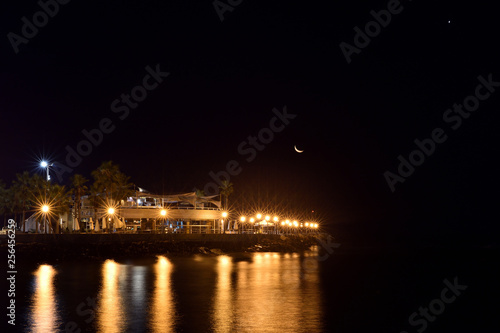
[221,211,228,234]
[272,216,278,234]
[107,207,115,233]
[41,204,50,234]
[40,161,53,233]
[255,214,262,234]
[264,216,271,234]
[40,161,54,181]
[240,216,246,234]
[160,209,167,233]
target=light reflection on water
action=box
[213,255,234,332]
[150,256,176,332]
[25,250,322,332]
[29,265,61,333]
[97,260,125,333]
[232,252,322,333]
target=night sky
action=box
[1,0,499,244]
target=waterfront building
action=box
[79,191,223,234]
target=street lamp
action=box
[240,216,246,234]
[107,207,115,233]
[285,220,290,235]
[263,215,271,234]
[256,213,262,220]
[40,204,50,234]
[40,161,53,233]
[40,161,53,181]
[160,209,167,233]
[221,211,228,234]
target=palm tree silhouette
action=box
[71,174,89,232]
[219,180,233,211]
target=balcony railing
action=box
[81,205,219,211]
[123,206,219,211]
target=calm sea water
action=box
[15,249,325,333]
[9,246,498,332]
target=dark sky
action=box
[1,0,499,243]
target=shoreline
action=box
[2,233,331,263]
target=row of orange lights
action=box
[236,213,319,228]
[41,204,118,215]
[40,205,318,228]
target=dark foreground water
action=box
[7,246,499,332]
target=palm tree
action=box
[91,161,132,232]
[29,174,46,233]
[88,182,101,232]
[194,188,205,209]
[46,183,70,233]
[91,161,132,202]
[219,180,233,211]
[70,174,89,232]
[12,171,33,232]
[195,188,205,197]
[0,180,10,227]
[31,177,69,234]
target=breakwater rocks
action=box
[3,233,331,263]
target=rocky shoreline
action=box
[2,233,332,263]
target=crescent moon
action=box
[294,145,304,153]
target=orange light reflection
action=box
[30,265,60,333]
[212,255,234,332]
[150,256,176,332]
[97,260,125,333]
